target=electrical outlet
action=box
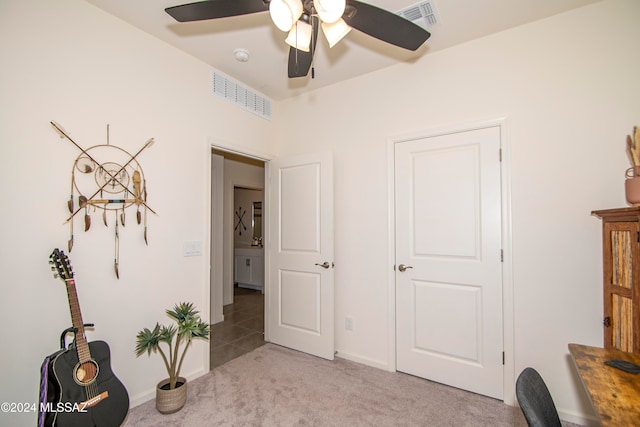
[345,317,354,331]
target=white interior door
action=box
[267,152,334,360]
[395,126,503,399]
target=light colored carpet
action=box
[122,343,570,426]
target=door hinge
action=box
[502,351,505,365]
[500,249,503,262]
[637,231,640,243]
[499,148,502,162]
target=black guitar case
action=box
[39,348,66,427]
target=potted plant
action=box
[135,302,210,414]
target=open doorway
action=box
[210,148,266,368]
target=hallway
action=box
[210,287,265,369]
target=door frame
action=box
[207,137,274,344]
[386,117,515,405]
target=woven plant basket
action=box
[156,377,187,414]
[626,166,640,206]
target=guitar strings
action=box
[57,257,102,406]
[83,362,99,402]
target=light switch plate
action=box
[183,240,202,257]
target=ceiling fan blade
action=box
[165,0,269,22]
[288,16,319,78]
[343,0,430,51]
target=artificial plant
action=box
[135,302,210,389]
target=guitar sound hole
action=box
[74,360,99,385]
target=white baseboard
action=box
[557,407,600,427]
[335,350,390,371]
[129,388,155,409]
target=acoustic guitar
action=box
[45,248,129,426]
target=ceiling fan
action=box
[165,0,431,78]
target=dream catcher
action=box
[51,121,156,278]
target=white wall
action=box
[0,1,274,425]
[275,0,640,424]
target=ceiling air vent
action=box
[212,70,272,121]
[397,1,440,30]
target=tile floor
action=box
[210,287,265,369]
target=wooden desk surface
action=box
[568,343,640,426]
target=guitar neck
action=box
[64,278,91,363]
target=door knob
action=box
[315,261,331,269]
[398,264,413,272]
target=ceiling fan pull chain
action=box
[295,24,300,66]
[311,16,315,79]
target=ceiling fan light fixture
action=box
[285,20,313,52]
[321,19,351,48]
[313,0,346,24]
[269,0,303,32]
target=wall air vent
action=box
[212,70,272,121]
[397,1,440,30]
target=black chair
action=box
[516,367,562,427]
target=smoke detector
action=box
[234,48,250,62]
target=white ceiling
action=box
[85,0,600,101]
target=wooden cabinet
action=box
[593,207,640,353]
